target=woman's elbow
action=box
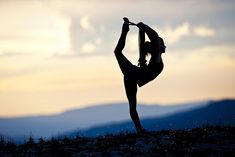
[114,47,121,55]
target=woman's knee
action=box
[114,47,122,55]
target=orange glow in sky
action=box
[0,0,235,117]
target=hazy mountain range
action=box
[0,101,208,138]
[0,99,234,142]
[81,99,235,137]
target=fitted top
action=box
[136,60,164,87]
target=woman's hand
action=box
[137,22,145,29]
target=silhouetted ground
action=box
[1,125,234,157]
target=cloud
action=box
[0,1,71,56]
[193,25,215,37]
[81,42,96,54]
[158,22,216,44]
[95,37,103,45]
[80,16,95,32]
[158,22,190,44]
[0,51,25,58]
[69,15,103,55]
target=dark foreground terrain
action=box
[1,126,234,157]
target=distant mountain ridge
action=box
[0,100,209,139]
[80,99,235,137]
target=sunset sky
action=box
[0,0,235,117]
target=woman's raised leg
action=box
[114,22,134,76]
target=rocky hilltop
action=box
[1,125,234,157]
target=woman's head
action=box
[159,37,166,53]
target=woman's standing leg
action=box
[124,76,143,133]
[114,21,144,133]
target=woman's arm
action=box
[138,29,146,66]
[137,22,159,41]
[137,22,160,59]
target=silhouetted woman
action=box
[114,18,166,134]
